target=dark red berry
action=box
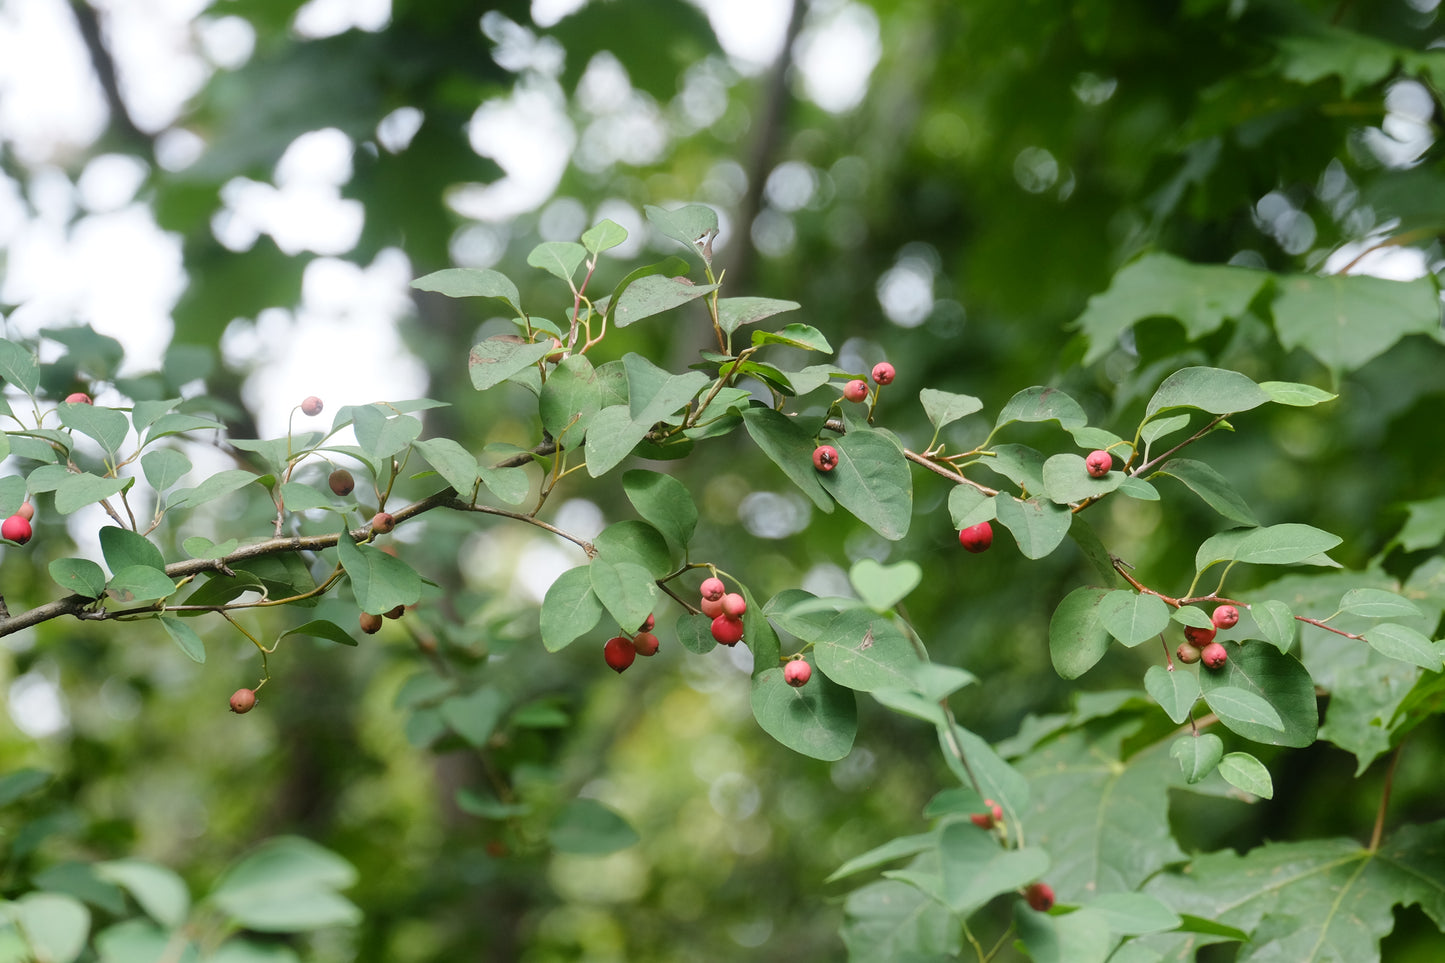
[359,611,383,634]
[813,444,839,472]
[604,635,636,672]
[230,688,257,714]
[1184,625,1217,646]
[372,512,395,534]
[1025,882,1055,912]
[970,812,995,830]
[1201,641,1228,669]
[711,615,744,646]
[639,613,655,632]
[958,521,993,553]
[385,604,405,620]
[329,469,355,496]
[632,631,660,657]
[2,516,32,545]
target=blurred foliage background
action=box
[2,0,1445,959]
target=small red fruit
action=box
[958,521,993,554]
[301,396,324,416]
[871,361,895,385]
[229,688,257,714]
[843,379,869,402]
[813,444,839,472]
[632,631,660,657]
[16,501,33,521]
[1184,625,1217,646]
[986,799,1003,822]
[1085,449,1112,478]
[372,511,395,534]
[711,615,744,646]
[385,604,405,620]
[359,611,383,634]
[2,515,32,545]
[329,469,355,496]
[64,392,92,405]
[639,613,655,632]
[721,593,747,619]
[700,577,725,601]
[1212,604,1239,629]
[970,812,995,830]
[784,659,811,687]
[1176,642,1202,665]
[700,596,725,618]
[604,635,636,673]
[1201,641,1228,669]
[1025,882,1055,912]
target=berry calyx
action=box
[64,392,92,405]
[1201,641,1228,669]
[843,379,868,402]
[359,611,383,634]
[16,501,34,521]
[1176,642,1202,665]
[813,444,839,472]
[2,515,32,545]
[721,593,747,619]
[329,469,355,496]
[711,615,744,646]
[700,596,725,618]
[1085,449,1112,478]
[604,635,636,673]
[871,361,895,385]
[372,511,395,534]
[958,521,993,554]
[1025,882,1055,912]
[784,659,811,687]
[229,688,257,714]
[632,631,660,657]
[1212,604,1240,629]
[1184,625,1217,646]
[301,396,324,416]
[700,577,725,601]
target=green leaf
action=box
[848,559,921,612]
[95,860,190,928]
[54,473,130,515]
[1218,751,1274,798]
[1339,588,1421,620]
[580,218,627,254]
[540,566,604,652]
[48,558,107,598]
[935,821,1051,915]
[1154,458,1259,526]
[622,469,697,553]
[1086,892,1183,935]
[1202,685,1286,733]
[0,768,50,807]
[439,688,507,748]
[468,338,554,391]
[1042,453,1126,503]
[582,405,649,478]
[10,892,89,963]
[1362,623,1442,670]
[107,566,178,604]
[1259,380,1337,407]
[751,322,831,352]
[0,339,40,395]
[1098,590,1172,647]
[1014,903,1114,963]
[277,620,357,647]
[947,486,997,529]
[1072,252,1270,364]
[674,612,716,655]
[411,268,522,314]
[817,429,912,540]
[826,832,938,884]
[594,520,671,577]
[168,469,260,511]
[715,297,801,335]
[58,403,129,456]
[1198,642,1317,747]
[741,407,833,512]
[209,837,359,933]
[995,495,1071,559]
[607,275,718,327]
[1141,412,1191,446]
[351,406,421,459]
[1171,733,1224,784]
[643,203,719,256]
[1397,494,1445,551]
[160,617,206,663]
[811,608,920,692]
[1145,665,1201,724]
[335,525,423,615]
[477,464,528,505]
[1049,587,1112,679]
[1270,272,1440,372]
[750,665,856,760]
[1252,599,1297,651]
[412,437,480,496]
[527,240,587,285]
[1236,523,1342,566]
[141,448,191,493]
[588,557,657,633]
[547,798,640,855]
[841,877,962,961]
[995,385,1087,430]
[920,388,984,430]
[540,353,602,441]
[1145,366,1270,417]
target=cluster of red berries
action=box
[817,363,898,472]
[2,501,34,546]
[603,614,660,673]
[700,576,747,646]
[1176,605,1238,668]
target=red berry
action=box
[329,469,355,496]
[639,613,655,632]
[1025,882,1055,912]
[711,615,744,646]
[372,511,395,534]
[1184,625,1217,646]
[385,604,405,620]
[700,596,725,618]
[1212,604,1239,629]
[784,659,811,687]
[64,392,92,405]
[843,379,868,402]
[958,521,993,553]
[970,812,995,829]
[16,501,33,521]
[1176,642,1202,664]
[229,688,257,714]
[871,362,895,385]
[604,635,636,672]
[1085,449,1112,478]
[632,631,660,657]
[2,515,32,545]
[359,611,383,634]
[813,444,839,472]
[301,396,324,416]
[721,593,747,619]
[1201,641,1228,669]
[987,799,1003,822]
[700,577,725,601]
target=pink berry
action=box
[64,392,92,405]
[871,362,895,385]
[229,688,257,714]
[639,613,655,632]
[372,511,395,534]
[2,515,31,545]
[1201,641,1228,669]
[958,521,993,554]
[1085,450,1112,478]
[784,659,811,687]
[813,444,839,472]
[843,379,868,403]
[700,596,725,618]
[632,631,660,657]
[16,501,33,521]
[1184,625,1217,646]
[1212,604,1239,629]
[301,396,324,416]
[604,635,636,673]
[970,812,995,830]
[1025,882,1055,912]
[700,577,725,602]
[721,593,747,619]
[711,615,744,646]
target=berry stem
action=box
[1368,741,1405,852]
